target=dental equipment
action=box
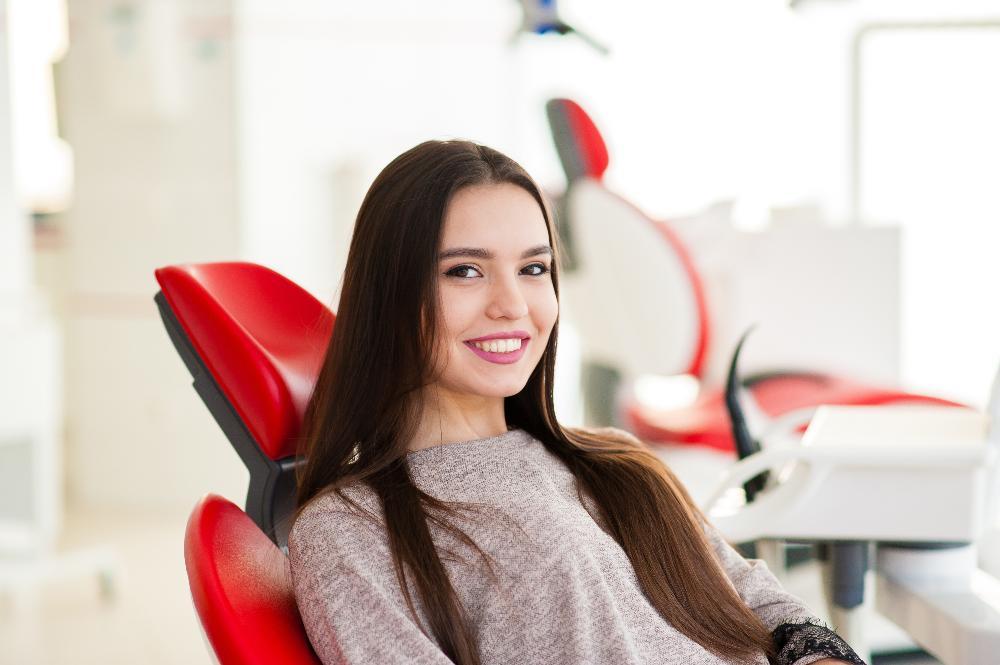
[543,97,959,453]
[708,335,1000,664]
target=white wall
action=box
[0,0,64,553]
[235,0,524,305]
[52,0,247,512]
[863,26,1000,408]
[0,0,30,298]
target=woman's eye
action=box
[445,264,483,279]
[521,262,550,276]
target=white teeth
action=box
[473,338,522,353]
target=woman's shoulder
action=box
[288,483,387,562]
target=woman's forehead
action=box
[440,183,549,250]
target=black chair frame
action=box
[155,291,299,547]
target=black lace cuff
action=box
[772,619,867,665]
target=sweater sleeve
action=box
[288,497,454,665]
[704,524,867,665]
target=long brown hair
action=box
[295,140,774,663]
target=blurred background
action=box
[1,0,999,663]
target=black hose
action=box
[724,327,769,501]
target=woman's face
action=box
[430,182,558,401]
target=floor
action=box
[0,506,213,665]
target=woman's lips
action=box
[464,338,530,365]
[464,329,531,343]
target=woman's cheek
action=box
[538,291,559,330]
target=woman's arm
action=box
[704,523,867,665]
[289,498,454,665]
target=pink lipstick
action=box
[463,331,531,365]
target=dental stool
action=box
[155,262,333,664]
[545,97,960,454]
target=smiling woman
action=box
[416,182,559,445]
[289,140,864,665]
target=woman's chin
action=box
[469,379,531,400]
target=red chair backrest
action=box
[155,262,334,461]
[546,98,610,181]
[185,494,321,665]
[545,99,710,379]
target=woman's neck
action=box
[407,385,508,453]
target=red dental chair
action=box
[155,262,332,665]
[545,98,960,454]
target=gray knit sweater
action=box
[289,428,863,665]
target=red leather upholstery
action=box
[185,494,321,665]
[626,374,963,453]
[154,263,334,461]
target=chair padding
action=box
[185,494,321,665]
[155,263,334,461]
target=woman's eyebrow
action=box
[438,245,552,261]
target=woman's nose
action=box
[486,275,529,320]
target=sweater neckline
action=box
[405,427,531,464]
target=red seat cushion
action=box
[155,263,334,460]
[626,373,964,453]
[185,494,321,665]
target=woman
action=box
[289,140,864,665]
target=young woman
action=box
[289,140,865,665]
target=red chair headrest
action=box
[546,98,610,181]
[155,263,334,461]
[185,494,321,665]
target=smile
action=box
[463,335,531,365]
